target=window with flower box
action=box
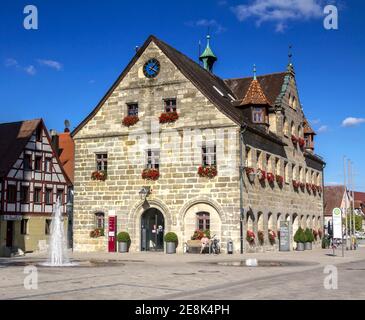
[164,99,177,113]
[202,145,216,166]
[146,149,160,170]
[96,153,108,172]
[127,103,138,116]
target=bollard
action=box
[227,239,233,254]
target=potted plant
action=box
[304,228,314,250]
[246,230,255,245]
[268,229,276,245]
[142,168,160,181]
[91,170,107,181]
[117,232,131,253]
[292,180,300,190]
[164,232,178,254]
[245,167,256,183]
[90,228,104,238]
[294,227,305,251]
[257,169,266,182]
[258,230,264,245]
[267,173,275,184]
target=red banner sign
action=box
[108,215,117,252]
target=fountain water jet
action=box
[41,197,76,267]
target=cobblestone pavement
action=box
[0,247,364,300]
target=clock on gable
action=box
[143,58,160,78]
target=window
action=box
[127,103,138,116]
[45,158,52,173]
[7,185,17,203]
[20,186,30,204]
[146,149,160,170]
[21,219,29,235]
[95,212,105,229]
[284,162,289,183]
[96,153,108,172]
[245,147,252,167]
[275,158,280,175]
[34,187,42,204]
[252,107,265,123]
[45,219,52,235]
[164,99,177,113]
[36,127,42,142]
[35,156,42,171]
[56,189,64,204]
[202,145,216,166]
[197,212,210,231]
[23,154,32,170]
[283,117,289,136]
[45,188,53,205]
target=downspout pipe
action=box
[239,124,248,254]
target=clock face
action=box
[143,58,160,78]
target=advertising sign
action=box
[108,210,117,253]
[279,221,291,252]
[332,207,343,239]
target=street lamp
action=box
[139,187,151,201]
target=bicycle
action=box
[210,234,221,255]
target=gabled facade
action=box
[0,119,71,256]
[72,35,325,253]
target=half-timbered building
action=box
[0,119,71,256]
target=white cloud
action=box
[317,125,328,133]
[232,0,324,32]
[342,117,365,127]
[185,19,227,34]
[310,118,321,125]
[37,59,63,71]
[24,65,36,75]
[4,58,19,68]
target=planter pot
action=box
[305,242,312,250]
[296,242,305,251]
[118,242,128,253]
[166,242,176,254]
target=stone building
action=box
[72,35,325,253]
[0,119,71,256]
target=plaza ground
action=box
[0,247,364,300]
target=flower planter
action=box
[142,169,160,181]
[296,242,305,251]
[305,242,312,250]
[159,112,179,124]
[166,242,176,254]
[198,166,217,179]
[122,115,139,127]
[118,242,129,253]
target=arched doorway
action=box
[141,208,165,252]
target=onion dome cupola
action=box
[199,35,217,73]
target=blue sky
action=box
[1,0,364,190]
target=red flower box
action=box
[91,170,107,181]
[142,168,160,181]
[245,167,255,175]
[306,183,312,191]
[291,135,298,145]
[298,137,305,148]
[122,115,139,127]
[292,180,300,189]
[300,182,305,190]
[268,229,276,245]
[246,230,255,244]
[198,165,217,179]
[159,111,179,124]
[267,172,275,183]
[258,169,266,182]
[317,186,322,193]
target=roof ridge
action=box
[224,71,287,81]
[0,118,42,126]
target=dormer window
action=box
[252,107,265,124]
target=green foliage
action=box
[117,232,131,243]
[305,228,314,243]
[164,232,178,244]
[322,235,331,249]
[294,227,306,243]
[346,214,363,232]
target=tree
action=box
[346,214,364,232]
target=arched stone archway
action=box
[182,202,222,246]
[257,212,264,246]
[129,199,172,252]
[306,215,311,229]
[292,214,299,249]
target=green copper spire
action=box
[199,34,217,72]
[253,64,257,80]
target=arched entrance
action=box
[141,208,165,252]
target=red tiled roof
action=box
[304,119,316,135]
[240,79,271,106]
[58,132,75,184]
[324,186,346,216]
[354,191,365,203]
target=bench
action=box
[185,240,202,254]
[185,240,210,254]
